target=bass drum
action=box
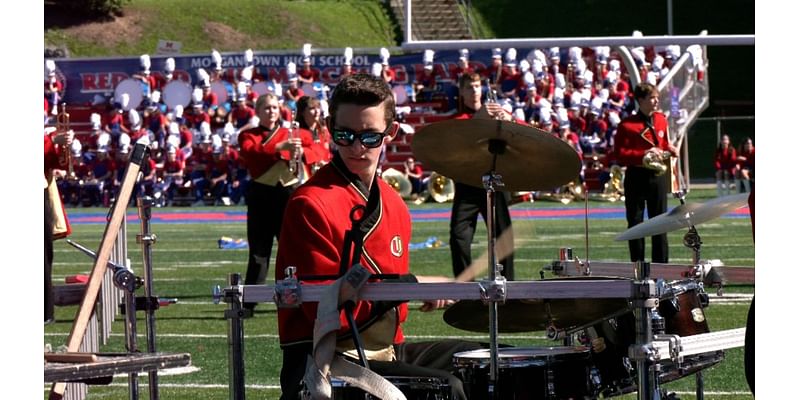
[210,80,232,105]
[114,78,144,111]
[588,279,723,397]
[163,80,193,111]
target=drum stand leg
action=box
[219,273,251,400]
[123,282,140,400]
[136,196,160,400]
[631,261,661,400]
[695,371,704,400]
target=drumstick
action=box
[455,228,514,282]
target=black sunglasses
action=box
[331,126,390,149]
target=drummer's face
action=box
[257,97,281,128]
[333,103,390,187]
[461,80,482,111]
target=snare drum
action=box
[453,347,593,399]
[589,279,720,396]
[326,376,451,399]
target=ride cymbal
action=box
[411,118,582,191]
[616,193,750,241]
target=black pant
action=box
[244,182,292,302]
[623,166,669,263]
[279,340,485,400]
[745,296,754,394]
[449,182,514,280]
[44,189,54,323]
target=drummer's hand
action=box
[419,299,456,312]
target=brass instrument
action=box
[381,168,412,199]
[56,103,76,180]
[642,149,671,176]
[427,172,455,203]
[589,165,625,202]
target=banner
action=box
[45,48,549,107]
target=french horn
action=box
[381,168,413,199]
[643,150,670,176]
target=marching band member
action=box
[238,93,315,307]
[448,72,516,281]
[612,82,678,263]
[294,95,332,169]
[44,126,73,323]
[275,73,481,400]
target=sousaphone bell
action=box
[427,172,454,203]
[381,168,412,199]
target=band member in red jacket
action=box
[44,128,73,324]
[714,134,738,196]
[238,93,314,309]
[612,83,678,263]
[275,73,481,400]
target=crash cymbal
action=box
[443,277,630,333]
[411,118,582,191]
[616,193,750,241]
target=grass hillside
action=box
[44,0,399,56]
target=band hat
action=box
[192,87,203,106]
[196,68,210,86]
[598,88,610,101]
[423,49,435,69]
[70,138,82,156]
[532,49,547,66]
[519,59,530,74]
[513,107,525,122]
[575,59,587,77]
[45,59,57,77]
[504,48,517,67]
[244,49,254,66]
[538,98,552,110]
[240,66,253,83]
[583,70,594,85]
[609,59,621,72]
[380,47,391,65]
[652,55,664,72]
[568,46,582,63]
[140,54,151,73]
[491,48,502,59]
[150,90,161,106]
[211,49,223,71]
[236,81,248,101]
[590,96,604,115]
[165,57,175,73]
[166,134,180,150]
[523,71,535,87]
[212,133,222,149]
[549,47,560,60]
[553,87,565,105]
[370,62,382,77]
[605,70,618,83]
[119,132,131,150]
[557,107,570,126]
[167,143,178,154]
[570,92,582,110]
[90,113,102,130]
[169,121,180,135]
[200,121,212,138]
[540,108,553,124]
[646,71,658,85]
[119,93,130,111]
[594,46,610,64]
[97,131,111,149]
[665,45,681,59]
[302,43,312,63]
[344,47,354,66]
[287,62,298,81]
[174,104,184,119]
[531,59,544,74]
[459,48,469,61]
[128,109,142,128]
[223,122,235,137]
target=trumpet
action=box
[56,103,76,180]
[287,120,307,185]
[642,149,671,176]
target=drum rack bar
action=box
[243,279,636,304]
[652,328,745,360]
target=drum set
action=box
[216,118,751,400]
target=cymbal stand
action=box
[213,273,251,400]
[480,138,508,400]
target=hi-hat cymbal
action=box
[443,277,630,333]
[411,118,582,191]
[616,193,750,241]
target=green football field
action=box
[43,189,755,399]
